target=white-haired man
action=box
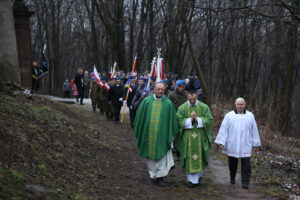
[134,83,178,186]
[215,97,261,189]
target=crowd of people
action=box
[67,67,261,190]
[67,68,204,124]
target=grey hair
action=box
[235,97,246,104]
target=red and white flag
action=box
[104,83,110,91]
[93,66,103,87]
[150,61,157,77]
[99,80,104,87]
[156,57,165,82]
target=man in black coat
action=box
[132,77,155,112]
[74,68,85,105]
[131,77,146,110]
[109,78,124,123]
[31,61,40,92]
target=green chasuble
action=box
[134,94,178,161]
[175,101,213,173]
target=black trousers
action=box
[78,88,84,104]
[114,104,121,122]
[228,156,251,186]
[91,99,97,111]
[32,78,39,91]
[64,91,70,98]
[128,106,135,127]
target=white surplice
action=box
[215,110,261,158]
[146,149,174,179]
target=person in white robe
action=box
[215,97,261,189]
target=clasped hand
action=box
[191,113,197,122]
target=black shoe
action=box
[157,178,165,187]
[242,185,248,189]
[80,103,84,105]
[198,177,202,183]
[242,184,248,189]
[151,178,156,185]
[170,165,175,171]
[188,181,197,188]
[230,179,236,184]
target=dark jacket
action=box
[131,84,145,109]
[74,73,84,89]
[32,66,39,79]
[123,83,137,107]
[63,82,72,92]
[109,84,124,106]
[169,89,188,111]
[132,85,154,111]
[185,78,195,91]
[90,81,99,100]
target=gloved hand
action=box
[119,98,123,101]
[123,100,127,104]
[130,105,132,109]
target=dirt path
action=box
[55,97,273,199]
[208,156,270,200]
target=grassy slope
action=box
[0,93,221,200]
[0,93,135,199]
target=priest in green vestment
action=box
[134,82,178,186]
[175,90,213,187]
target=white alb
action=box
[215,110,261,158]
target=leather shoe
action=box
[230,179,236,184]
[157,178,165,187]
[188,181,198,188]
[198,177,202,183]
[188,181,194,188]
[242,184,248,189]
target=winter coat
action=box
[169,88,188,111]
[109,84,124,106]
[74,73,84,89]
[63,82,72,92]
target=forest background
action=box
[25,0,300,137]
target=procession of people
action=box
[58,54,261,190]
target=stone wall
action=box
[14,0,34,89]
[0,0,21,85]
